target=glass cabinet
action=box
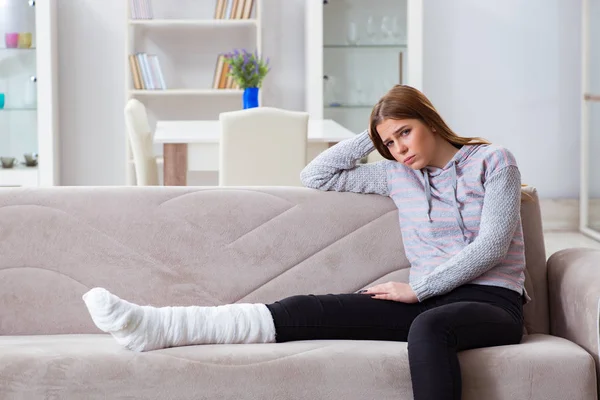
[0,0,59,187]
[305,0,422,136]
[323,0,407,134]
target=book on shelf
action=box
[129,53,166,90]
[130,0,153,19]
[214,0,255,19]
[212,54,240,90]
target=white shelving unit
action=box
[0,0,60,187]
[129,89,244,96]
[305,0,423,135]
[129,19,259,27]
[124,0,262,185]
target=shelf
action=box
[129,89,243,96]
[0,165,38,187]
[0,164,38,170]
[128,19,257,27]
[325,105,373,109]
[324,44,407,49]
[0,47,36,51]
[0,107,37,111]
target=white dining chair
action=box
[367,151,385,163]
[218,107,309,186]
[124,98,160,186]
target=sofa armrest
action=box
[548,248,600,380]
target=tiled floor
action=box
[544,230,600,257]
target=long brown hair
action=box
[369,85,532,201]
[369,85,490,161]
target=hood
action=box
[424,144,480,177]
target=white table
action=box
[154,119,357,186]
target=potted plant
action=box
[226,49,270,109]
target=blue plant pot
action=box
[243,87,259,109]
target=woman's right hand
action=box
[361,281,419,303]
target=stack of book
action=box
[130,0,153,19]
[212,54,240,89]
[129,53,167,90]
[214,0,255,19]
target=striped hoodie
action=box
[300,130,527,302]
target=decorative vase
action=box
[243,87,259,109]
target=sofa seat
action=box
[0,333,595,400]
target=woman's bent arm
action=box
[300,130,390,195]
[410,165,522,301]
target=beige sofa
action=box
[0,186,598,400]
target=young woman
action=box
[83,85,527,400]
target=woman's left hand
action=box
[362,281,419,303]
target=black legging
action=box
[265,284,524,400]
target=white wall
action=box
[57,0,306,186]
[58,0,126,185]
[57,0,581,198]
[422,0,581,199]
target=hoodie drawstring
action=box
[423,169,432,222]
[423,163,467,240]
[450,163,467,239]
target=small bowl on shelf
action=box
[1,157,17,168]
[23,153,38,167]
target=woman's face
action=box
[377,118,437,170]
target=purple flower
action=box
[242,52,250,69]
[226,47,270,89]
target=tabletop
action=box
[153,119,360,144]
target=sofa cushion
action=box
[0,333,594,400]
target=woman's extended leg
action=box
[82,288,423,351]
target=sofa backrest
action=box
[0,186,547,335]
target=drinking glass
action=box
[381,16,392,43]
[347,21,359,45]
[366,16,377,44]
